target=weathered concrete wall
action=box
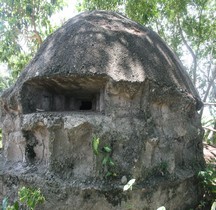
[0,170,201,210]
[0,79,204,209]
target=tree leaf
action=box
[92,136,100,156]
[108,159,115,166]
[102,155,109,165]
[105,171,112,177]
[103,146,112,153]
[13,201,19,210]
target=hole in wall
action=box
[21,77,105,114]
[26,145,36,162]
[23,131,37,164]
[80,101,92,110]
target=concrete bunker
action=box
[0,11,205,210]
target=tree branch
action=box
[33,30,43,45]
[200,66,216,116]
[29,1,43,45]
[177,17,197,86]
[203,62,216,100]
[204,102,216,106]
[203,126,216,133]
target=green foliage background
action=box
[0,0,66,78]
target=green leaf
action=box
[102,155,109,165]
[105,171,112,177]
[13,201,19,210]
[18,186,45,209]
[92,136,100,156]
[108,159,115,166]
[103,146,112,153]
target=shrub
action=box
[1,186,45,210]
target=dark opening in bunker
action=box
[23,131,37,164]
[26,145,36,163]
[21,77,105,114]
[80,101,93,110]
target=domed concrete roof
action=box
[3,10,202,109]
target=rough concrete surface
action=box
[0,10,205,210]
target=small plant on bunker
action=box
[92,136,100,156]
[1,186,45,210]
[92,136,116,178]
